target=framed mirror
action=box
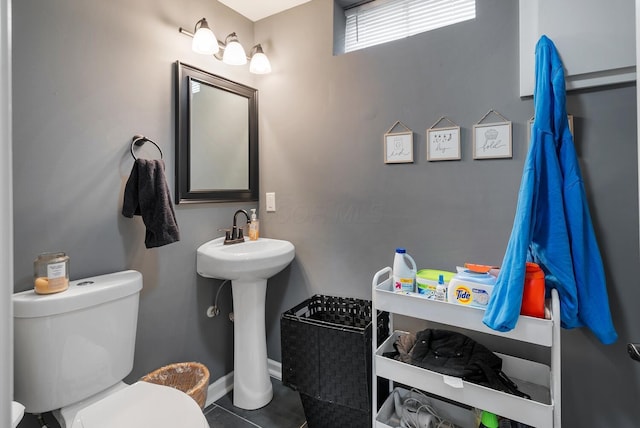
[175,61,259,203]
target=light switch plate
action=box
[265,192,276,212]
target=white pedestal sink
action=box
[196,237,295,410]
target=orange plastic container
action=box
[520,262,545,318]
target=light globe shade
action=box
[249,52,272,74]
[222,35,247,65]
[192,19,219,55]
[249,46,271,74]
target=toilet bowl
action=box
[68,381,208,428]
[11,401,25,428]
[13,270,210,428]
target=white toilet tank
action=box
[13,270,143,414]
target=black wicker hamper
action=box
[281,294,388,428]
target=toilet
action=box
[13,270,210,428]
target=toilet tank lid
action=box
[13,270,143,318]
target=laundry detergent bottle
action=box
[393,248,417,293]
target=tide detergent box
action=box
[447,270,497,309]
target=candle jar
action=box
[34,252,70,294]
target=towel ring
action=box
[130,135,163,160]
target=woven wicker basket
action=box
[281,295,388,416]
[140,362,210,409]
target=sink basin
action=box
[196,236,295,410]
[197,237,295,280]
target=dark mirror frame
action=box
[175,61,259,203]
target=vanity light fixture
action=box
[179,18,272,74]
[222,33,247,65]
[248,44,272,75]
[191,18,219,56]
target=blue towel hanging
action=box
[482,35,617,345]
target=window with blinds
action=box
[344,0,476,53]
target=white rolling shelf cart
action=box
[371,267,561,428]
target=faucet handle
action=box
[237,227,244,240]
[217,228,232,241]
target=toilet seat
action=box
[70,381,210,428]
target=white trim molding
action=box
[0,0,12,426]
[205,359,283,408]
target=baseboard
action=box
[268,358,282,380]
[205,359,283,408]
[205,370,234,408]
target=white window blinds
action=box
[344,0,476,53]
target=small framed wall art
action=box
[384,121,414,164]
[426,116,461,161]
[473,109,512,159]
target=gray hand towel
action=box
[122,159,180,248]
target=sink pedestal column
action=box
[231,278,273,410]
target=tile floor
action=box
[205,379,307,428]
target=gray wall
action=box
[12,0,258,395]
[11,0,640,427]
[257,1,639,427]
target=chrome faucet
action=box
[223,209,251,245]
